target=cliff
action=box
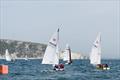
[0,39,46,58]
[0,39,88,59]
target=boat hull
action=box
[53,64,64,71]
[96,64,110,70]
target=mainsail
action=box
[42,29,59,65]
[5,49,11,61]
[63,44,72,63]
[90,33,101,65]
[11,52,16,61]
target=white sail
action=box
[5,49,11,61]
[63,44,71,62]
[11,52,16,61]
[25,55,28,60]
[42,29,59,65]
[90,33,101,65]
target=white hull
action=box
[103,67,110,70]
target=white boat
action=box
[63,44,72,64]
[42,28,64,71]
[90,33,110,70]
[11,52,16,61]
[5,49,11,61]
[24,55,28,60]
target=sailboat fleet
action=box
[1,28,110,72]
[4,49,17,61]
[41,28,110,71]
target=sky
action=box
[0,0,120,59]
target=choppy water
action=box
[0,59,120,80]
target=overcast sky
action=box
[0,0,119,59]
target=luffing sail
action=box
[90,33,101,65]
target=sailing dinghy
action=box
[5,49,11,61]
[24,55,28,60]
[90,33,110,70]
[42,28,64,71]
[11,52,16,61]
[63,44,72,64]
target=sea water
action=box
[0,59,120,80]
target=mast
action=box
[68,46,72,63]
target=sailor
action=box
[97,64,102,68]
[53,65,59,70]
[59,64,64,69]
[103,64,108,68]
